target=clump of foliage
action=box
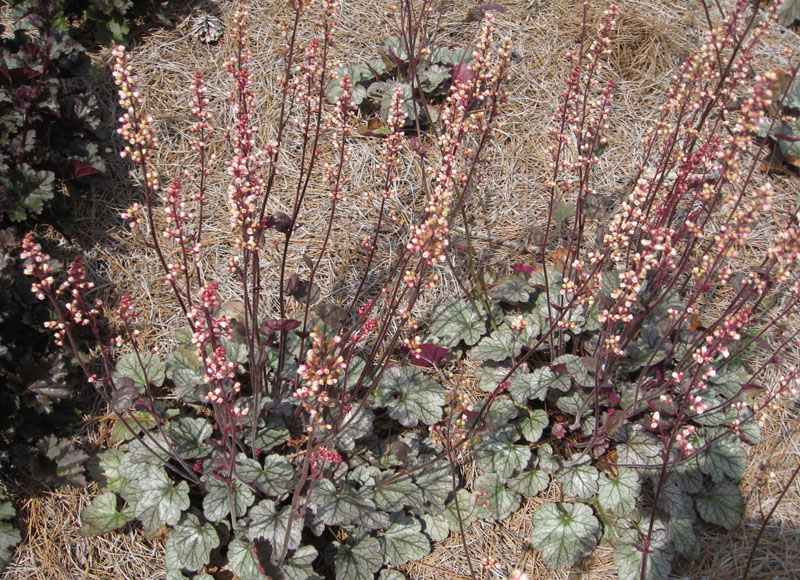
[0,228,87,487]
[24,1,512,578]
[0,490,21,571]
[0,1,106,225]
[0,0,93,540]
[11,0,174,46]
[326,35,476,132]
[21,1,800,580]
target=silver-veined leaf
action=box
[312,479,376,526]
[245,499,300,553]
[520,409,548,443]
[135,466,190,532]
[472,328,523,361]
[166,417,213,459]
[509,468,550,497]
[530,502,600,569]
[556,462,599,499]
[474,425,531,479]
[375,366,445,427]
[475,473,521,521]
[428,299,485,347]
[597,468,640,515]
[164,512,219,572]
[113,352,166,389]
[202,474,255,522]
[79,492,134,535]
[334,536,383,580]
[694,480,743,529]
[381,514,430,565]
[228,538,267,580]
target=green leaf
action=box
[530,502,601,569]
[695,480,743,529]
[702,434,747,483]
[376,366,445,427]
[252,414,290,452]
[520,409,548,443]
[414,462,452,508]
[0,502,14,520]
[421,513,450,541]
[246,499,300,553]
[666,511,696,555]
[382,515,431,565]
[113,352,166,389]
[167,417,213,459]
[428,299,485,347]
[0,521,22,571]
[202,474,255,522]
[537,443,561,473]
[166,349,204,399]
[474,425,531,479]
[164,512,220,572]
[134,466,190,532]
[312,479,376,526]
[509,469,550,497]
[556,462,599,499]
[88,448,128,493]
[237,454,294,497]
[283,545,322,580]
[379,570,407,580]
[476,363,516,393]
[489,276,532,304]
[472,327,523,361]
[613,518,674,580]
[419,64,450,94]
[228,538,267,580]
[597,468,640,515]
[443,489,480,529]
[334,536,383,580]
[335,407,374,452]
[475,473,521,521]
[483,396,518,426]
[370,472,424,512]
[509,367,553,403]
[79,492,134,535]
[615,424,662,467]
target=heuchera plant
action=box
[20,1,800,579]
[0,0,105,225]
[24,1,513,578]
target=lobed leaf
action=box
[79,492,134,536]
[376,366,445,427]
[228,538,268,580]
[334,536,383,580]
[475,473,521,521]
[245,499,300,554]
[202,473,255,522]
[530,502,601,569]
[474,425,531,479]
[694,480,743,530]
[556,462,599,500]
[427,299,485,347]
[597,468,640,515]
[164,512,220,572]
[381,515,431,566]
[135,466,190,533]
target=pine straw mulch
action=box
[4,0,800,578]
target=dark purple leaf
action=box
[57,160,101,180]
[511,263,535,275]
[263,318,301,332]
[111,377,138,413]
